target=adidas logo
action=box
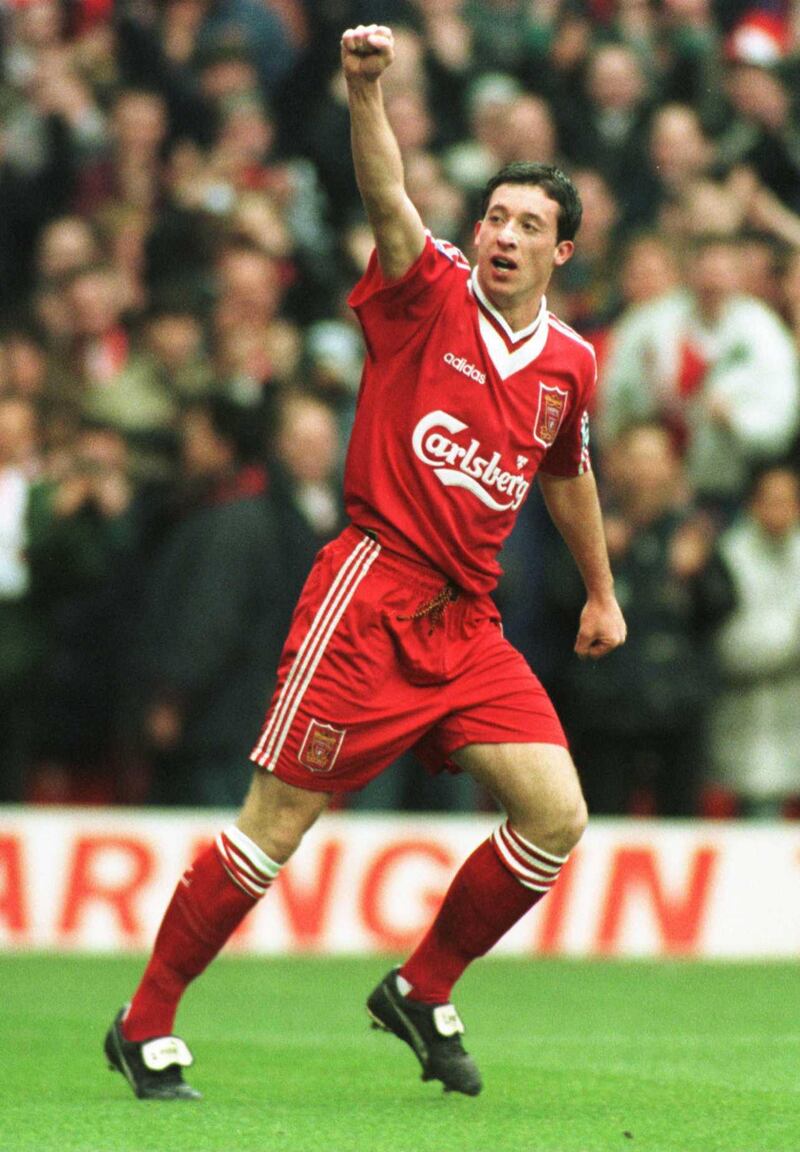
[443,352,486,385]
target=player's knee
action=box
[561,791,589,851]
[237,772,329,863]
[259,814,307,864]
[518,787,588,857]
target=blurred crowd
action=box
[2,0,800,816]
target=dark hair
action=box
[745,459,800,503]
[480,162,582,243]
[614,417,679,453]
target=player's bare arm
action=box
[341,25,426,280]
[538,470,627,659]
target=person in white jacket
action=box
[709,465,800,814]
[600,234,800,515]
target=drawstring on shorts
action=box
[397,584,459,633]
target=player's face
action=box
[474,184,574,320]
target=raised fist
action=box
[340,24,394,81]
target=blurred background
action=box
[2,0,800,824]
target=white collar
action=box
[470,267,547,344]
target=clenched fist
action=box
[341,24,394,80]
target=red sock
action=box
[123,827,279,1041]
[399,823,566,1004]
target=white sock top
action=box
[224,824,282,880]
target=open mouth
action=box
[491,256,517,271]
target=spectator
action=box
[385,86,436,156]
[413,0,475,146]
[709,464,800,816]
[191,0,297,101]
[665,173,753,243]
[718,18,800,214]
[610,0,661,57]
[204,92,337,320]
[618,231,681,309]
[594,228,680,445]
[498,93,561,171]
[547,420,734,815]
[443,72,525,196]
[25,421,139,801]
[637,102,715,233]
[73,87,169,216]
[33,216,103,353]
[560,41,653,224]
[94,201,154,316]
[114,0,215,146]
[300,66,360,226]
[268,390,346,593]
[0,396,42,800]
[1,0,64,86]
[442,74,562,206]
[463,0,533,76]
[658,0,726,130]
[404,150,467,245]
[301,319,363,449]
[58,263,131,405]
[521,2,592,112]
[23,38,106,168]
[195,41,264,110]
[0,326,53,401]
[36,214,101,281]
[0,88,74,321]
[601,233,800,515]
[130,395,289,806]
[116,0,296,116]
[212,239,300,403]
[735,230,788,310]
[554,167,623,344]
[81,300,213,480]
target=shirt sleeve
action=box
[538,350,597,478]
[348,233,470,362]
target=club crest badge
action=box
[298,720,346,773]
[533,383,569,447]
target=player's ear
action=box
[473,220,483,245]
[553,240,574,267]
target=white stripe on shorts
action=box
[252,533,380,772]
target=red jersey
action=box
[345,234,596,595]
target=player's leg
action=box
[400,741,585,999]
[367,742,585,1096]
[457,740,587,853]
[105,771,330,1100]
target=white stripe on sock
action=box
[492,822,567,893]
[498,824,563,877]
[224,825,281,879]
[503,823,567,866]
[216,825,282,899]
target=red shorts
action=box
[250,526,566,793]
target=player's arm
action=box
[341,24,426,281]
[538,470,627,660]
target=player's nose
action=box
[497,222,518,246]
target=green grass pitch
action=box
[1,953,798,1152]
